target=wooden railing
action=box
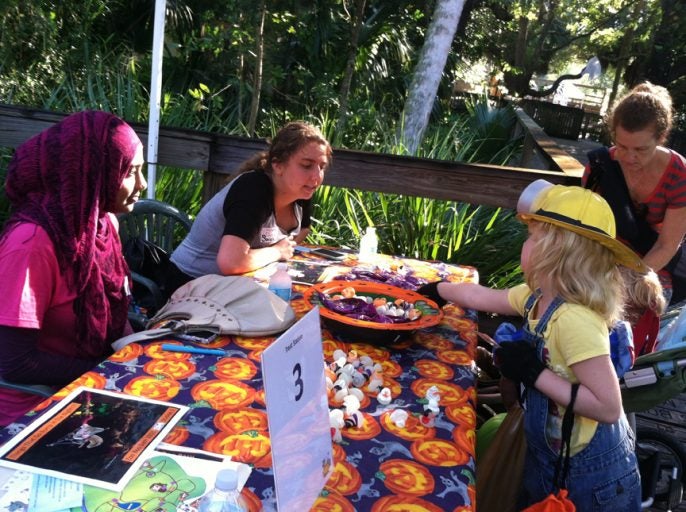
[0,104,583,209]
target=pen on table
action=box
[161,343,226,356]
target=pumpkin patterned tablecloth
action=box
[1,255,479,512]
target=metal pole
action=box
[147,0,167,199]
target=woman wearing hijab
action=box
[0,111,146,426]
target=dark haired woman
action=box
[166,121,331,290]
[0,111,146,425]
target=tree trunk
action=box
[247,0,266,137]
[609,0,645,107]
[401,0,465,155]
[336,0,367,136]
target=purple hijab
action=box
[4,111,141,357]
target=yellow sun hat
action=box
[517,179,647,272]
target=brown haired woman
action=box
[166,121,332,291]
[584,82,686,304]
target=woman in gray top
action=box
[167,122,331,292]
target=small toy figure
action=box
[377,387,392,405]
[342,395,364,429]
[329,409,344,443]
[366,364,384,393]
[389,409,408,428]
[420,385,441,427]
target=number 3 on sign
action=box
[290,362,304,402]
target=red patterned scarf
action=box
[4,111,141,357]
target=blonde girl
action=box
[420,181,643,510]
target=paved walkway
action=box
[548,135,603,167]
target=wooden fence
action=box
[0,104,583,209]
[519,99,586,140]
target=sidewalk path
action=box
[548,136,603,167]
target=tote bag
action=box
[476,403,527,512]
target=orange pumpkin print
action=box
[290,298,311,316]
[411,378,467,406]
[311,489,355,512]
[53,371,106,399]
[442,316,476,332]
[380,411,436,442]
[123,375,181,400]
[379,458,434,496]
[461,329,478,350]
[467,484,476,509]
[347,343,390,362]
[379,359,403,378]
[415,333,455,351]
[414,359,454,380]
[254,388,266,407]
[235,337,272,351]
[324,459,362,496]
[203,431,272,468]
[163,425,190,445]
[435,349,472,366]
[214,407,268,434]
[452,425,476,458]
[191,379,256,409]
[341,413,381,441]
[144,341,179,359]
[247,348,268,363]
[371,494,444,512]
[331,443,347,462]
[144,358,196,380]
[444,303,467,316]
[239,486,263,512]
[445,403,477,429]
[410,438,468,466]
[214,357,258,381]
[110,342,144,362]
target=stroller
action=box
[621,303,686,511]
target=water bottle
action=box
[358,226,378,262]
[268,262,292,301]
[198,468,247,512]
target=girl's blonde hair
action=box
[526,221,625,325]
[620,267,666,324]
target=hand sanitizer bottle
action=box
[198,468,247,512]
[358,226,378,262]
[268,262,292,301]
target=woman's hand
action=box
[644,206,686,271]
[273,236,296,261]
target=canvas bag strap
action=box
[553,383,580,490]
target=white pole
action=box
[147,0,167,199]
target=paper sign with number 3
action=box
[261,307,333,511]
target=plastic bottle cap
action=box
[215,468,239,491]
[277,262,288,271]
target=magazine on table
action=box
[0,387,188,491]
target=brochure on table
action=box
[0,445,251,512]
[0,387,188,491]
[261,306,333,511]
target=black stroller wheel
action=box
[636,427,686,509]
